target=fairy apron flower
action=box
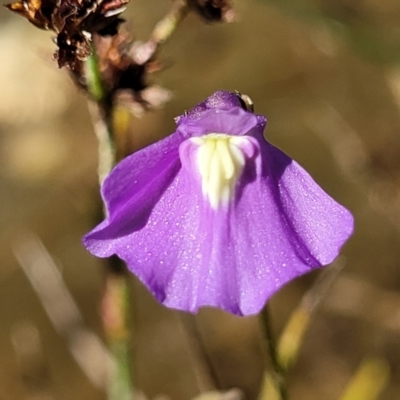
[84,91,353,316]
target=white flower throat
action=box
[190,133,250,209]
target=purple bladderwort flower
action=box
[84,91,353,316]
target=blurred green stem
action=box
[102,264,133,400]
[85,47,134,400]
[149,0,190,49]
[259,305,288,400]
[85,48,116,183]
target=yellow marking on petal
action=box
[216,139,235,179]
[190,134,249,209]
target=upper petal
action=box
[175,90,244,124]
[177,107,264,139]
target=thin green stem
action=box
[259,305,288,400]
[85,47,134,400]
[85,50,104,103]
[85,47,116,183]
[103,269,133,400]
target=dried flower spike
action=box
[6,0,130,69]
[83,91,353,316]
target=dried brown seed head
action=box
[5,0,130,70]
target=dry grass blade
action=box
[13,234,113,390]
[338,357,390,400]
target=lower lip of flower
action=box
[189,133,254,209]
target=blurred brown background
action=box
[1,0,400,399]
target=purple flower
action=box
[84,91,353,316]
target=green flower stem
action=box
[85,48,116,183]
[102,269,133,400]
[259,305,288,400]
[85,48,134,400]
[85,51,104,103]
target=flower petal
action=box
[84,134,353,316]
[84,131,183,256]
[260,139,354,267]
